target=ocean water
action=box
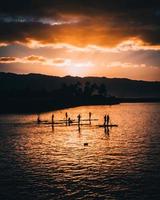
[0,103,160,200]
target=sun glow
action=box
[66,61,94,76]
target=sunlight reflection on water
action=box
[0,103,160,200]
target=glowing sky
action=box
[0,0,160,81]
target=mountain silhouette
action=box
[0,72,159,98]
[0,72,159,113]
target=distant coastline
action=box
[0,96,119,114]
[0,97,159,114]
[0,72,159,114]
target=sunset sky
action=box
[0,0,160,81]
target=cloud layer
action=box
[0,0,160,47]
[0,0,160,80]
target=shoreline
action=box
[117,97,160,103]
[0,97,159,114]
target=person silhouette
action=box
[89,112,92,124]
[107,114,110,126]
[65,112,68,126]
[104,115,107,126]
[37,114,41,124]
[68,117,72,126]
[52,114,54,124]
[65,112,68,119]
[77,114,81,126]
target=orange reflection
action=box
[11,104,158,179]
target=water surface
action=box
[0,103,160,200]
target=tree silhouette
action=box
[75,81,83,96]
[91,83,98,95]
[98,83,107,97]
[84,81,92,96]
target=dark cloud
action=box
[0,57,16,62]
[0,21,127,47]
[0,0,160,46]
[0,0,160,17]
[0,21,55,45]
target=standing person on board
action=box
[107,114,110,126]
[89,112,92,124]
[37,114,41,124]
[65,112,68,126]
[52,114,54,125]
[104,115,107,126]
[51,114,55,132]
[77,114,81,126]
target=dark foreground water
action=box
[0,103,160,200]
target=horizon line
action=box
[0,71,159,83]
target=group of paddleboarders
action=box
[66,112,91,126]
[65,112,81,126]
[64,112,110,126]
[37,112,110,127]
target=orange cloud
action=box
[0,56,46,64]
[25,55,46,62]
[0,55,69,66]
[0,57,16,63]
[1,15,160,49]
[20,38,160,54]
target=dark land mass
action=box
[0,72,160,113]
